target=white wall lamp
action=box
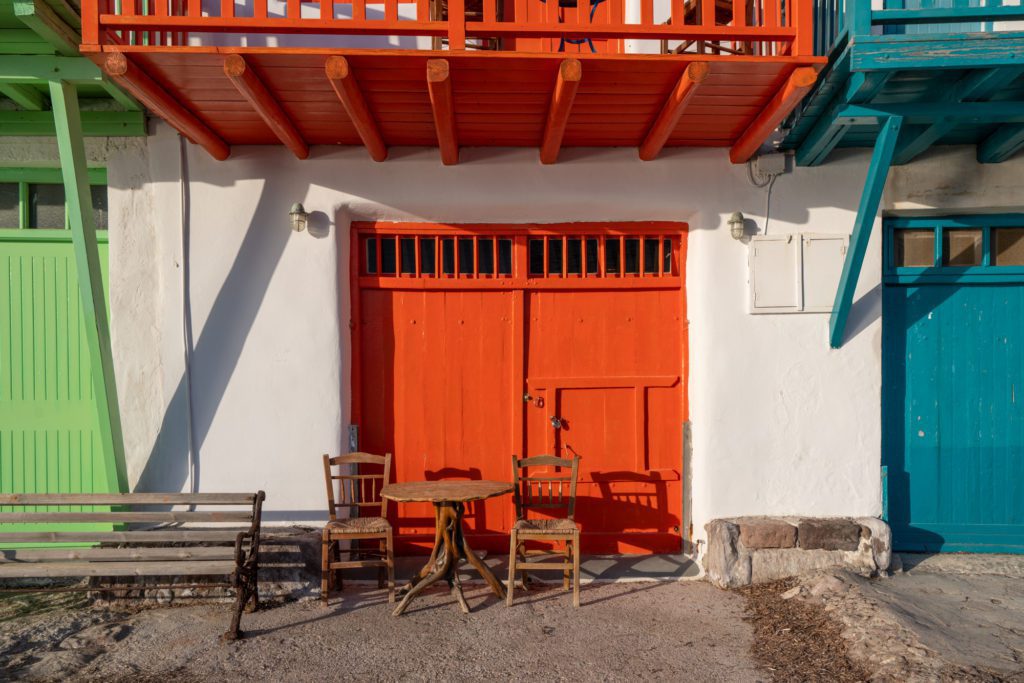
[289,202,309,232]
[728,211,745,240]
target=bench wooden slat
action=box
[0,511,254,523]
[0,560,238,579]
[0,493,256,506]
[0,530,246,543]
[0,547,236,563]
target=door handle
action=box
[550,416,564,430]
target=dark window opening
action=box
[529,238,545,275]
[380,237,397,275]
[586,238,599,274]
[624,238,640,274]
[663,238,673,274]
[458,237,474,275]
[478,238,494,275]
[605,239,621,274]
[365,238,377,274]
[548,238,563,276]
[420,238,436,275]
[29,183,65,229]
[567,238,582,275]
[643,238,659,274]
[441,238,455,275]
[400,237,416,274]
[498,239,513,275]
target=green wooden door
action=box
[0,231,114,534]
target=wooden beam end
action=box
[103,51,128,78]
[325,55,351,80]
[560,58,582,82]
[686,61,711,83]
[223,54,247,78]
[427,59,450,83]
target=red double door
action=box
[352,223,687,554]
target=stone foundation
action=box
[703,517,891,588]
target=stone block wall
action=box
[704,517,891,588]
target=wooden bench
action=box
[0,492,265,641]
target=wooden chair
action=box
[506,454,581,607]
[321,452,395,605]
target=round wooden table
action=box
[381,480,512,616]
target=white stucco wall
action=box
[106,121,887,539]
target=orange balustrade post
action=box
[448,0,465,49]
[791,0,814,56]
[82,0,99,47]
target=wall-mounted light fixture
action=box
[728,211,745,240]
[289,202,309,232]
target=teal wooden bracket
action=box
[0,111,145,136]
[837,102,1024,125]
[49,80,129,494]
[978,123,1024,164]
[796,71,893,167]
[894,66,1024,165]
[828,116,903,349]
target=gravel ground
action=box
[1,581,763,682]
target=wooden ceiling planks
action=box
[90,47,821,159]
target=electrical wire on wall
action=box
[747,159,783,236]
[179,135,199,498]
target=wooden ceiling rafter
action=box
[639,61,709,162]
[539,58,581,165]
[102,51,230,160]
[224,54,308,160]
[325,55,387,162]
[730,65,816,164]
[426,58,458,166]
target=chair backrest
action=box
[511,454,580,521]
[322,452,391,521]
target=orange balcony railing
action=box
[81,0,815,57]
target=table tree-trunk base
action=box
[392,502,506,616]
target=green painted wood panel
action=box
[0,231,113,542]
[883,282,1024,553]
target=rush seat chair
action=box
[506,453,582,607]
[321,452,395,605]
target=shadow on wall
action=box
[135,155,336,495]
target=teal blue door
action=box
[883,217,1024,553]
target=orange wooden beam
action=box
[730,66,818,164]
[223,54,308,160]
[638,62,709,162]
[540,59,582,165]
[325,55,387,162]
[103,52,230,161]
[427,59,458,166]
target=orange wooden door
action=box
[352,223,686,555]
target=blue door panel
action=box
[883,283,1024,553]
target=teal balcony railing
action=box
[814,0,1024,57]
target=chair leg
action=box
[572,532,581,608]
[519,543,531,591]
[320,534,331,607]
[505,530,517,607]
[335,542,344,592]
[378,539,386,590]
[563,540,570,591]
[386,528,396,604]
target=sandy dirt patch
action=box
[1,581,761,682]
